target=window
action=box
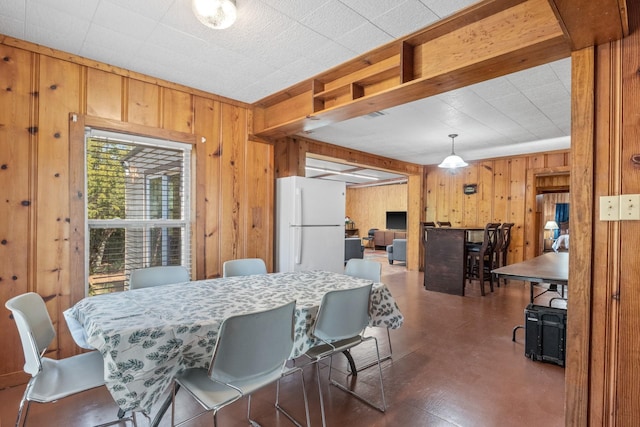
[86,129,191,295]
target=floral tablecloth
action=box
[64,270,403,413]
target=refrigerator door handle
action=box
[294,187,302,226]
[294,226,302,265]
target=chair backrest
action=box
[5,293,55,376]
[423,221,436,227]
[312,284,373,342]
[129,265,190,290]
[480,222,502,255]
[345,259,381,283]
[222,258,268,278]
[437,221,452,227]
[497,223,515,252]
[367,228,379,238]
[209,301,295,383]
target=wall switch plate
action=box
[599,196,619,221]
[619,194,640,220]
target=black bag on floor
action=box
[524,303,566,367]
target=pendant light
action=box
[192,0,237,30]
[438,134,468,169]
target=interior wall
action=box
[424,152,570,266]
[0,40,273,388]
[346,184,408,238]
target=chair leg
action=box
[275,369,311,427]
[316,362,327,427]
[15,377,35,427]
[328,338,386,413]
[355,328,393,373]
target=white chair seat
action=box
[28,353,105,402]
[177,364,286,410]
[304,336,363,360]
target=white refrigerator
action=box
[276,176,346,273]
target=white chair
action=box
[129,265,189,289]
[170,301,309,427]
[303,284,386,427]
[5,292,128,427]
[222,258,267,277]
[344,258,381,283]
[344,259,392,367]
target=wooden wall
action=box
[424,152,570,266]
[346,184,408,237]
[0,40,273,388]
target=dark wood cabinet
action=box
[423,227,470,296]
[374,230,406,249]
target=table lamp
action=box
[544,220,559,240]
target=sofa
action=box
[345,237,365,263]
[386,238,407,264]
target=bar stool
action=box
[466,222,501,295]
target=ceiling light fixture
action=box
[192,0,237,30]
[438,134,468,169]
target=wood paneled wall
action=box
[425,152,570,266]
[346,184,408,237]
[0,40,273,388]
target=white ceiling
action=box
[0,0,571,167]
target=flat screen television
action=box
[386,211,407,230]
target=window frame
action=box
[69,115,197,299]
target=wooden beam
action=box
[547,0,629,50]
[253,0,630,140]
[253,0,571,139]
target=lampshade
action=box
[192,0,237,30]
[544,220,559,230]
[438,134,468,169]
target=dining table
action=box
[491,252,568,341]
[64,270,404,420]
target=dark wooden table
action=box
[492,252,568,341]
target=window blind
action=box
[85,129,191,295]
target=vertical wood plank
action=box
[407,173,422,268]
[37,55,81,357]
[462,164,479,226]
[449,169,465,226]
[86,68,122,120]
[162,87,193,133]
[492,159,509,223]
[477,161,494,223]
[67,113,86,358]
[565,46,595,427]
[219,103,246,264]
[509,157,527,263]
[127,79,160,127]
[245,139,274,268]
[616,3,640,422]
[195,98,221,279]
[0,45,35,386]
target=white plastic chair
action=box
[344,258,381,283]
[170,301,309,427]
[129,265,190,289]
[222,258,267,277]
[5,292,130,427]
[303,284,386,427]
[344,259,393,367]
